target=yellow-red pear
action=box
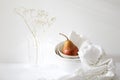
[59,33,79,56]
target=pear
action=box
[59,33,79,56]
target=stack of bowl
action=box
[55,41,81,73]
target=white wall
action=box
[0,0,120,64]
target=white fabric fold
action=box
[78,40,115,80]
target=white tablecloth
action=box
[0,63,120,80]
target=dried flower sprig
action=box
[15,7,56,64]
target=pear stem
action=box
[59,33,69,40]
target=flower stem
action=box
[24,19,39,64]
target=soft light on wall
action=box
[0,0,120,64]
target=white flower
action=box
[15,7,56,31]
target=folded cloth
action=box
[78,40,115,80]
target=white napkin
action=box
[78,40,115,80]
[69,31,85,49]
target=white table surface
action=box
[0,64,69,80]
[0,63,120,80]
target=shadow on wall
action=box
[108,54,120,63]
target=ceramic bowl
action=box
[55,42,81,73]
